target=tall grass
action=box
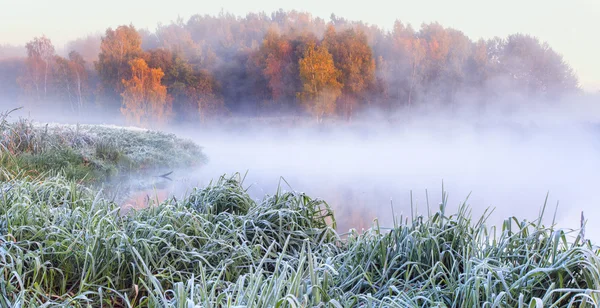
[1,168,599,307]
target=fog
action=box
[150,95,600,237]
[5,95,600,240]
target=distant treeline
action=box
[0,10,580,125]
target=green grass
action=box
[0,169,599,307]
[0,109,206,183]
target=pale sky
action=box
[1,0,598,91]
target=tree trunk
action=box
[75,70,83,114]
[408,60,416,108]
[44,60,49,100]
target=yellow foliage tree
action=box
[121,58,171,126]
[96,25,144,104]
[324,26,375,119]
[298,43,342,122]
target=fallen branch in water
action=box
[157,171,173,181]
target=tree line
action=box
[0,10,580,126]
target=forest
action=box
[0,10,580,125]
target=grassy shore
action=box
[1,171,599,307]
[1,110,599,307]
[0,109,205,184]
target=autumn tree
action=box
[121,58,171,126]
[261,30,294,102]
[65,34,101,64]
[138,28,160,51]
[53,51,89,113]
[244,48,272,113]
[324,26,375,119]
[387,21,426,107]
[417,23,451,103]
[440,29,472,103]
[149,50,192,117]
[271,10,327,37]
[465,39,489,89]
[156,20,202,65]
[145,48,224,122]
[298,43,342,121]
[19,36,56,102]
[146,49,174,73]
[498,34,579,97]
[0,11,584,118]
[251,29,316,113]
[95,25,145,105]
[189,70,225,123]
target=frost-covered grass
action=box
[0,109,206,183]
[2,109,600,307]
[1,170,599,307]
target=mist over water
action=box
[7,95,600,239]
[0,7,595,238]
[158,97,600,238]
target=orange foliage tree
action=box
[324,26,375,120]
[120,58,171,126]
[298,43,342,122]
[262,29,294,102]
[5,12,583,120]
[252,29,317,113]
[96,25,145,105]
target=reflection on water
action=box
[111,166,568,236]
[113,170,390,232]
[112,115,600,240]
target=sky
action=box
[1,0,598,92]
